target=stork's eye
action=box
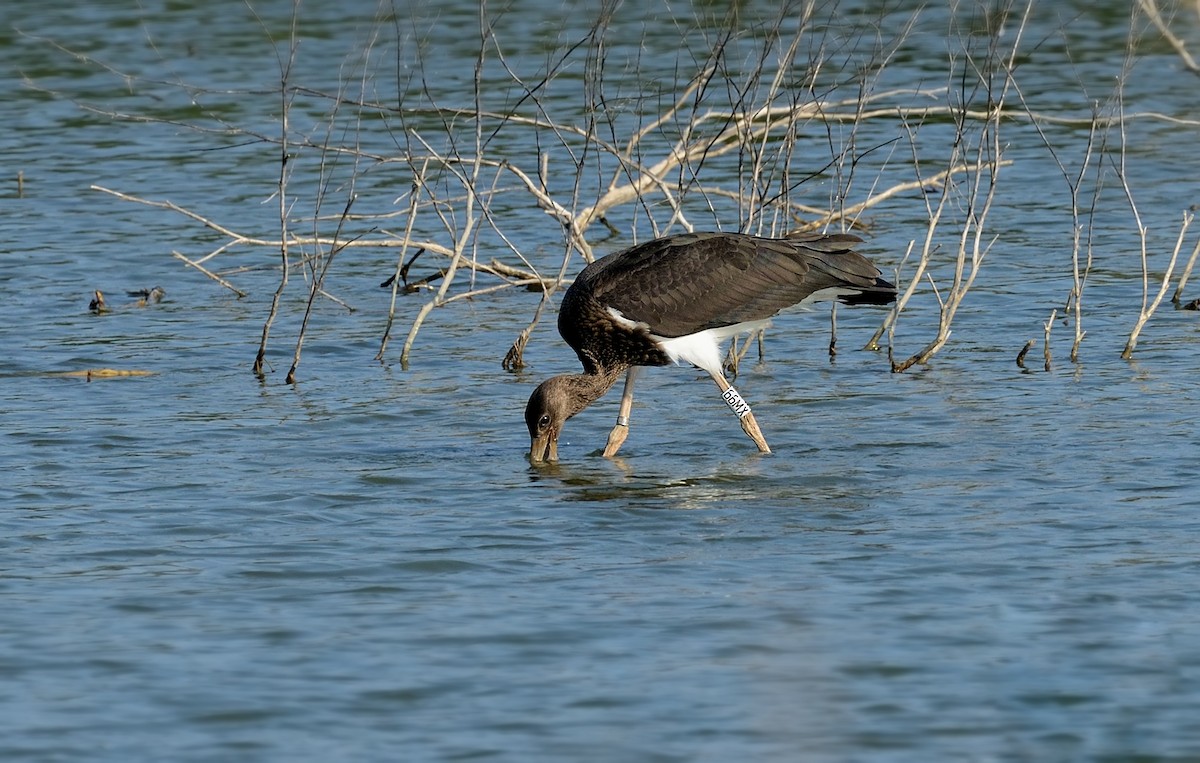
[538,414,551,430]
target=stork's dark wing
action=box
[580,232,893,338]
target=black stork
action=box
[524,231,896,463]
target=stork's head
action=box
[525,374,600,464]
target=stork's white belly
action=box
[652,320,773,377]
[605,306,775,377]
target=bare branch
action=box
[171,251,247,297]
[1136,0,1200,75]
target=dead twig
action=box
[1136,0,1200,75]
[171,251,248,297]
[890,0,1031,372]
[1043,309,1056,371]
[1122,212,1194,359]
[1170,235,1200,305]
[1016,339,1035,368]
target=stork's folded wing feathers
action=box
[589,232,887,338]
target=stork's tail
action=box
[837,275,897,306]
[784,231,897,307]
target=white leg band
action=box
[615,415,630,427]
[721,387,752,419]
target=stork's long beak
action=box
[529,431,559,464]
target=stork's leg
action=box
[603,367,640,458]
[706,370,771,454]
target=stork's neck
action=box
[559,365,626,415]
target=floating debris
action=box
[48,369,156,381]
[89,286,165,313]
[127,286,166,305]
[88,290,108,313]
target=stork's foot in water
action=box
[709,372,771,453]
[738,410,771,453]
[602,420,629,458]
[602,368,639,458]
